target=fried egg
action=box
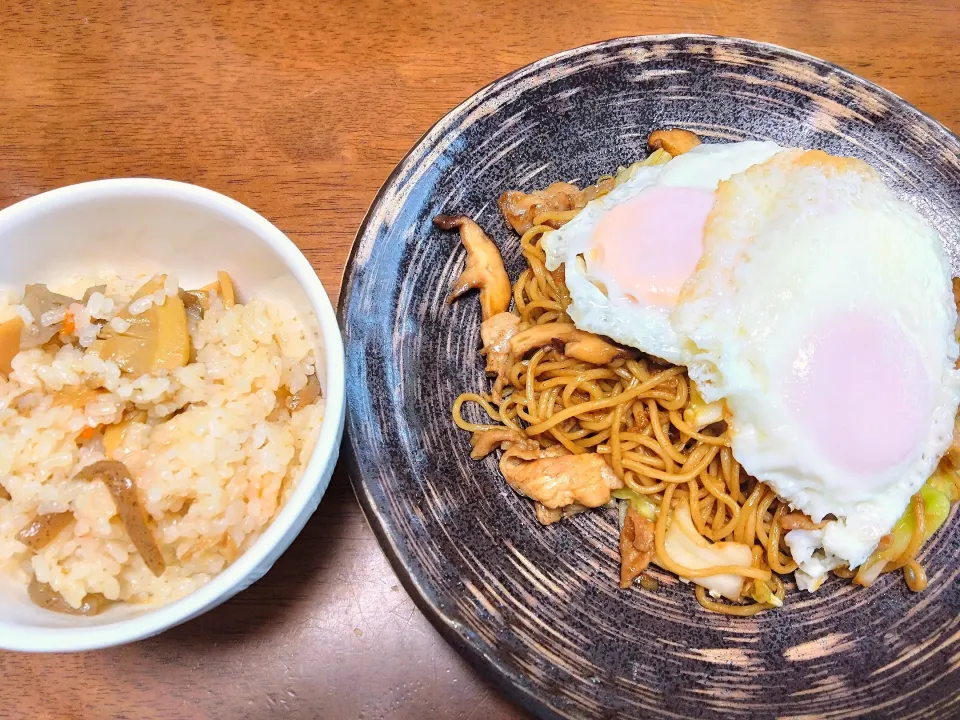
[672,150,960,586]
[543,141,782,363]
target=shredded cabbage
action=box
[612,489,657,520]
[857,465,958,584]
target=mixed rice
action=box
[0,271,324,612]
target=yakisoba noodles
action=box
[442,136,960,615]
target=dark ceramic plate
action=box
[340,36,960,719]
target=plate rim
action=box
[338,34,960,720]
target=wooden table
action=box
[1,1,958,717]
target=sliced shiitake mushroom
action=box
[433,215,511,321]
[509,323,634,365]
[20,284,76,348]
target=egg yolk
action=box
[783,310,931,483]
[589,185,715,306]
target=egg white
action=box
[673,150,960,581]
[542,141,782,363]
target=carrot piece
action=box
[61,310,76,336]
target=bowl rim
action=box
[0,177,346,652]
[339,34,960,720]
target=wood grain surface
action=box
[0,1,957,718]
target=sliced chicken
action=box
[500,448,622,509]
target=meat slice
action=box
[499,448,622,509]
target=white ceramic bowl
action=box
[0,179,345,652]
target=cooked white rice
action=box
[0,273,324,609]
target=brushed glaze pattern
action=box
[341,36,960,719]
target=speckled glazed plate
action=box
[340,36,960,719]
